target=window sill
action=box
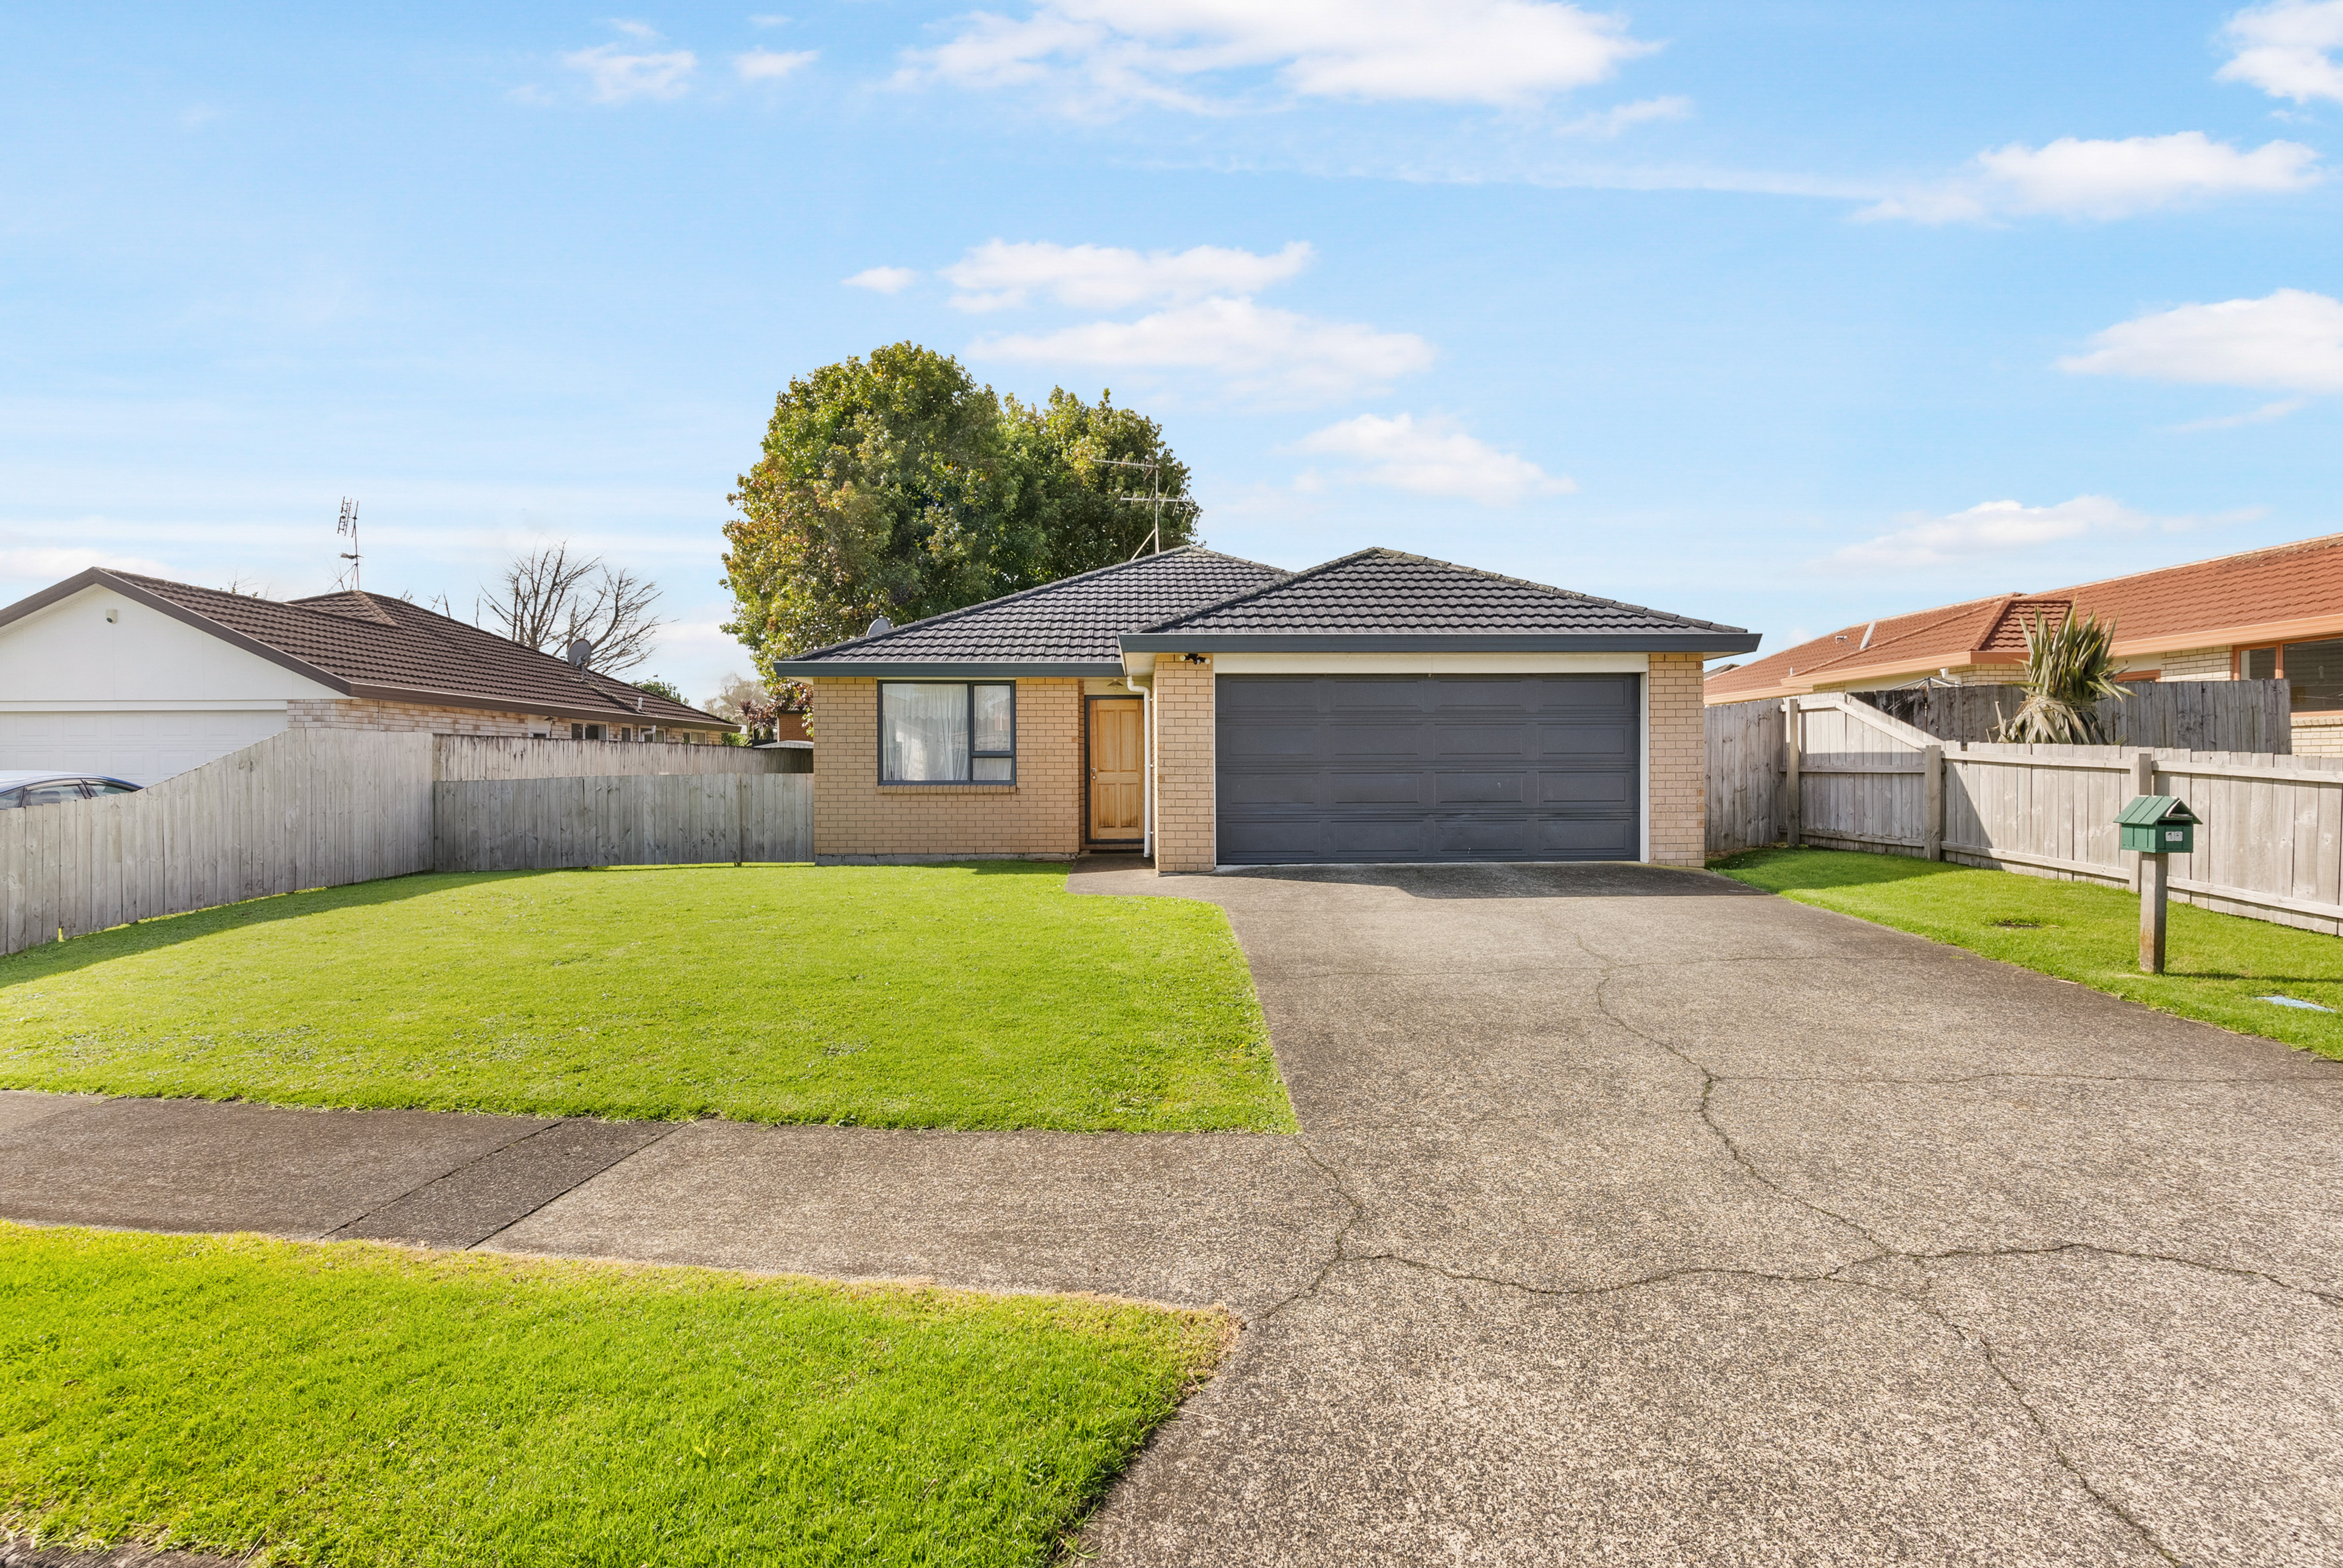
[878,782,1018,792]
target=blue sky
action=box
[5,2,2341,702]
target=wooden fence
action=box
[1851,678,2291,752]
[1706,696,1787,856]
[1779,692,2343,935]
[0,730,814,957]
[0,729,435,956]
[434,736,793,780]
[431,774,813,871]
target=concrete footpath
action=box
[4,859,2342,1566]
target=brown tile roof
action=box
[108,573,731,730]
[1707,532,2343,704]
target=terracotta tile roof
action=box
[1978,598,2072,654]
[1706,531,2343,704]
[112,574,731,730]
[775,546,1284,671]
[1135,548,1751,641]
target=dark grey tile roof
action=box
[777,547,1283,669]
[1138,548,1749,637]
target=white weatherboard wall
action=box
[0,583,339,783]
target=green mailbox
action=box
[2117,794,2199,855]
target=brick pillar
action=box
[1646,652,1706,867]
[1151,655,1216,872]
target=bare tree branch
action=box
[481,544,664,672]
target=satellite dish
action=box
[866,616,893,637]
[566,637,594,667]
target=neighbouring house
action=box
[1705,532,2343,755]
[0,568,736,784]
[772,546,1757,872]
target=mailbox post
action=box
[2116,794,2200,974]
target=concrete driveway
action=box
[1068,859,2343,1568]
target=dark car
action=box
[0,772,143,809]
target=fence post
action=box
[2140,850,2169,973]
[737,774,748,867]
[1923,744,1944,860]
[2130,750,2155,893]
[1783,699,1802,848]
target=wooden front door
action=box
[1088,698,1144,842]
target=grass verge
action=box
[0,1224,1227,1567]
[1712,846,2343,1058]
[0,862,1292,1131]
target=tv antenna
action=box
[335,497,362,591]
[1095,458,1197,560]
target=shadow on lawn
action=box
[0,869,569,985]
[0,861,1054,987]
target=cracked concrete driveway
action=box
[1070,859,2343,1568]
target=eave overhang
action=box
[1117,632,1762,655]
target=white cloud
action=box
[1557,95,1691,139]
[939,239,1312,311]
[1827,496,2183,571]
[843,266,920,294]
[902,0,1655,112]
[609,20,664,42]
[2220,1,2343,103]
[561,43,699,102]
[1861,133,2321,222]
[1295,413,1573,505]
[2060,289,2343,392]
[737,47,816,81]
[971,296,1434,403]
[2169,397,2311,431]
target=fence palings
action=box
[0,729,436,958]
[1750,692,2343,935]
[1852,679,2293,752]
[429,774,813,871]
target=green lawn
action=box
[0,863,1292,1131]
[0,1224,1225,1567]
[1712,846,2343,1058]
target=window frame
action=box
[878,681,1017,786]
[2235,639,2343,713]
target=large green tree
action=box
[721,343,1194,681]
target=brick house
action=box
[0,568,734,783]
[1704,533,2343,755]
[774,546,1756,872]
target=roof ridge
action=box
[787,545,1277,660]
[2045,529,2343,599]
[1139,545,1748,636]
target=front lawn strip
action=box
[1712,846,2343,1058]
[0,1224,1227,1568]
[0,862,1293,1132]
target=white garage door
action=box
[0,709,288,786]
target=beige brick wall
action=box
[287,698,536,736]
[809,676,1081,861]
[2158,646,2233,680]
[1645,652,1706,867]
[1150,656,1217,872]
[2293,714,2343,756]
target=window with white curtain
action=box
[881,682,1016,782]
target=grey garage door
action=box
[1216,674,1641,865]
